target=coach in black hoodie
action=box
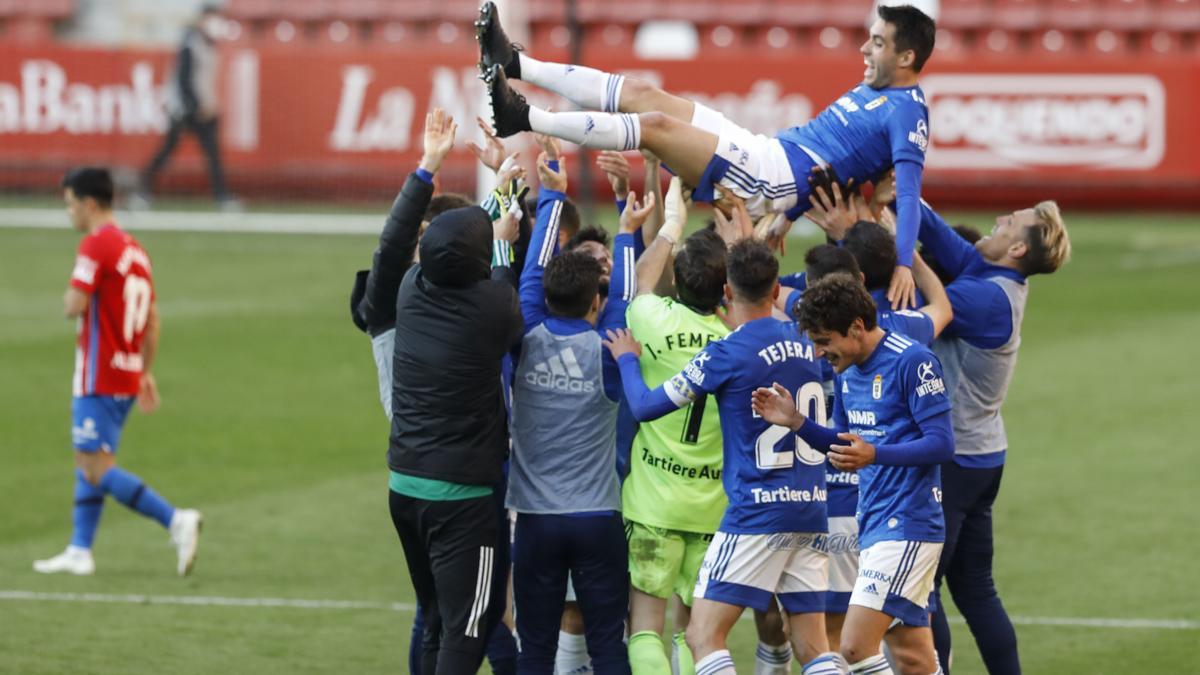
[387,203,522,675]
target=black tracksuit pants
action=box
[931,462,1020,675]
[390,488,507,675]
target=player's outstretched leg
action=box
[98,466,203,576]
[484,65,717,187]
[476,1,693,120]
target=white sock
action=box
[555,630,592,674]
[518,54,625,112]
[696,649,737,675]
[527,107,641,151]
[801,651,847,675]
[754,641,792,675]
[849,654,893,674]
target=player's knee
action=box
[74,452,114,485]
[839,640,873,665]
[620,77,654,105]
[637,111,676,141]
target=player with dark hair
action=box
[34,167,203,577]
[611,178,732,674]
[506,149,649,674]
[606,239,845,675]
[917,201,1070,675]
[754,274,954,675]
[787,239,951,654]
[478,1,936,308]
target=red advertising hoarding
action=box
[0,44,1196,208]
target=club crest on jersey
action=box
[872,374,882,399]
[915,360,945,397]
[865,95,887,111]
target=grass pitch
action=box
[1,209,1197,673]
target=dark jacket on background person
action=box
[350,173,433,337]
[387,206,523,485]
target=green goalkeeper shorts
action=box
[625,518,714,606]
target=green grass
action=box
[1,210,1198,673]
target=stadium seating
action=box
[7,0,1195,57]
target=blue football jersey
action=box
[777,84,928,190]
[831,331,950,548]
[669,318,828,534]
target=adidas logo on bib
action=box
[526,347,596,393]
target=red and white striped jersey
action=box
[69,223,155,397]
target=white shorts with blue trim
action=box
[690,103,800,218]
[826,516,860,614]
[693,530,829,614]
[851,539,942,627]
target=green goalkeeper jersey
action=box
[623,294,730,533]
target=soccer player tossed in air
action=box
[34,167,202,577]
[476,1,936,309]
[606,240,846,675]
[753,275,955,675]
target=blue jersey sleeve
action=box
[893,160,922,268]
[916,200,984,281]
[616,353,686,421]
[883,310,935,346]
[780,272,807,290]
[874,409,954,466]
[888,100,928,168]
[943,277,1015,349]
[596,233,638,402]
[784,288,804,321]
[518,184,566,332]
[900,349,952,424]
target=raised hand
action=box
[597,151,631,201]
[602,328,643,360]
[713,190,753,247]
[829,433,876,470]
[533,132,563,161]
[805,181,862,242]
[467,116,507,172]
[619,191,656,234]
[536,151,567,193]
[887,265,917,310]
[419,108,458,174]
[750,383,804,430]
[493,198,521,243]
[659,176,687,244]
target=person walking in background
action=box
[137,2,239,210]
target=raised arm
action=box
[519,152,567,332]
[916,200,981,282]
[635,176,686,297]
[357,109,456,334]
[604,328,692,421]
[911,252,953,338]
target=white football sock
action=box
[518,54,625,112]
[802,651,849,675]
[555,630,592,674]
[528,107,641,151]
[849,653,894,674]
[696,649,737,675]
[754,641,792,675]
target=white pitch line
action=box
[1,590,1196,631]
[0,590,415,612]
[0,208,386,235]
